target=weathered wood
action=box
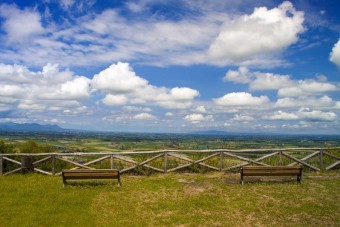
[52,155,56,175]
[34,168,52,175]
[0,156,3,176]
[220,151,223,171]
[110,154,114,169]
[325,160,340,170]
[223,152,270,166]
[71,155,110,170]
[323,151,340,160]
[167,152,220,172]
[164,151,168,173]
[240,166,302,185]
[319,150,324,170]
[3,157,21,165]
[119,153,164,173]
[21,157,34,173]
[62,169,121,187]
[278,151,282,166]
[55,156,95,169]
[282,152,320,171]
[287,150,320,166]
[3,167,21,176]
[32,156,52,165]
[112,155,163,172]
[0,148,338,176]
[223,152,279,171]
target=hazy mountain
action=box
[0,123,65,132]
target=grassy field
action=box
[1,171,339,226]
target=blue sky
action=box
[0,0,340,134]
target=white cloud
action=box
[0,63,91,112]
[232,114,254,121]
[208,1,304,63]
[214,92,269,107]
[298,108,337,121]
[184,113,213,124]
[0,2,303,68]
[133,113,156,120]
[0,4,44,44]
[275,96,336,108]
[92,62,199,109]
[266,111,299,120]
[330,38,340,67]
[92,62,148,93]
[224,66,294,90]
[123,106,152,112]
[195,105,207,113]
[278,80,337,97]
[103,94,128,106]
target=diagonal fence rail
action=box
[0,148,339,176]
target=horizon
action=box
[0,1,340,134]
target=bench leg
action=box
[117,174,121,187]
[297,175,302,183]
[240,173,244,185]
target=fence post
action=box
[110,154,114,169]
[52,154,56,175]
[0,155,3,176]
[219,151,223,171]
[319,150,324,170]
[164,151,168,173]
[278,151,282,166]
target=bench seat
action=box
[62,169,121,187]
[240,166,302,185]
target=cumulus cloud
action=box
[0,63,91,112]
[224,67,339,98]
[232,114,254,121]
[0,4,44,44]
[91,62,199,109]
[298,108,337,121]
[214,92,269,107]
[208,1,304,63]
[92,62,148,93]
[133,113,156,120]
[330,39,340,67]
[266,111,299,120]
[278,80,337,97]
[266,109,337,122]
[184,113,213,124]
[224,67,294,90]
[275,96,336,108]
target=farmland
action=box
[1,131,340,153]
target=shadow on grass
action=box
[240,177,302,185]
[63,181,118,188]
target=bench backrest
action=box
[62,169,119,180]
[241,166,302,176]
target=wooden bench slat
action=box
[240,166,302,185]
[62,169,121,187]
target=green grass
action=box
[1,171,339,226]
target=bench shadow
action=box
[241,177,301,185]
[63,181,117,188]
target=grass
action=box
[1,171,339,226]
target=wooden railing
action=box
[0,148,339,176]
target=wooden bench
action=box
[62,169,121,187]
[240,166,302,185]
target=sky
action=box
[0,0,340,134]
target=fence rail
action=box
[0,148,339,176]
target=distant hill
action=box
[0,123,65,132]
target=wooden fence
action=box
[0,148,339,176]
